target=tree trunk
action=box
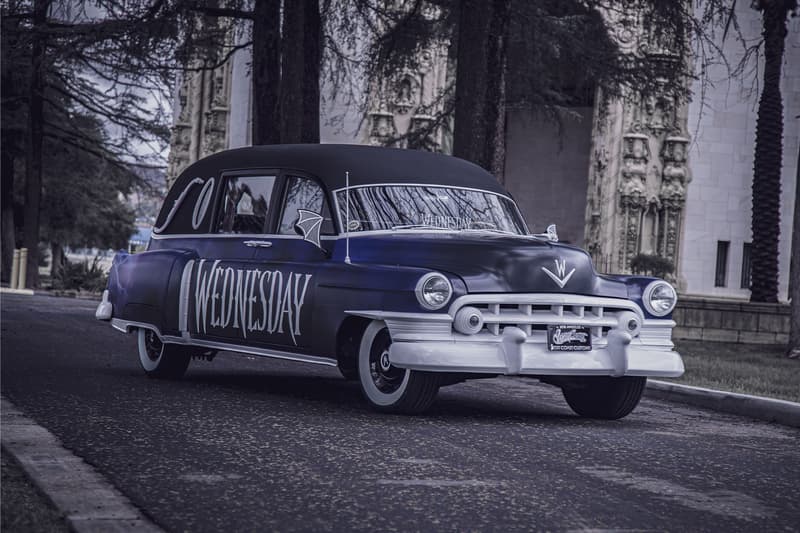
[251,0,281,145]
[301,0,321,143]
[1,146,15,284]
[453,0,490,168]
[484,0,510,182]
[22,0,48,289]
[788,142,800,357]
[50,242,63,279]
[452,0,511,182]
[750,0,791,302]
[279,0,306,143]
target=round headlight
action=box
[415,272,453,310]
[642,280,677,317]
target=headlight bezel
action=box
[415,272,453,311]
[642,280,678,317]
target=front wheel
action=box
[561,376,646,419]
[137,329,191,379]
[358,321,440,414]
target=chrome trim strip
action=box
[150,233,339,241]
[447,293,644,319]
[178,260,194,333]
[160,336,337,367]
[110,318,337,367]
[112,318,162,336]
[345,310,452,321]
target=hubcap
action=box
[369,333,404,394]
[144,330,163,362]
[379,350,391,372]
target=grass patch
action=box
[664,340,800,403]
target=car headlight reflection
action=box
[415,272,453,311]
[643,280,677,317]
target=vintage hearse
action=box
[96,144,684,419]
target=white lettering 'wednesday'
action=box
[193,260,312,345]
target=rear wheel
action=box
[358,321,439,414]
[137,329,191,379]
[562,376,646,420]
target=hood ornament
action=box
[542,258,575,288]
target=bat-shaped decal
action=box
[295,209,324,249]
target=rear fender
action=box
[107,249,197,335]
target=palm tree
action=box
[750,0,797,303]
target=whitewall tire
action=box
[137,328,191,379]
[357,320,439,414]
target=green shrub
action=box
[630,253,674,278]
[52,257,107,293]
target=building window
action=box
[741,242,752,289]
[715,241,729,287]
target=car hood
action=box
[344,232,628,297]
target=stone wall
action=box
[672,296,790,345]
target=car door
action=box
[189,171,283,346]
[248,174,336,351]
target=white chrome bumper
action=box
[388,326,684,377]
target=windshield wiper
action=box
[460,227,517,235]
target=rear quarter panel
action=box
[107,249,197,335]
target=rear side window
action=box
[278,176,335,235]
[216,175,276,234]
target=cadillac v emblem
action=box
[542,258,575,288]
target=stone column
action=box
[583,2,691,280]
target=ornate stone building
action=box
[166,19,235,185]
[583,5,691,281]
[361,5,452,152]
[165,1,798,301]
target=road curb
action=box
[1,396,164,532]
[645,380,800,428]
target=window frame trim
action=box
[276,173,337,237]
[211,169,282,236]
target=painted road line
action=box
[1,396,164,533]
[646,380,800,428]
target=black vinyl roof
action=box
[174,144,506,194]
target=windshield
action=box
[335,185,527,234]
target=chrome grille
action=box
[449,294,644,344]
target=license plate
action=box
[547,325,592,351]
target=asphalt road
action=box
[2,293,799,532]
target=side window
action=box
[278,176,335,235]
[216,175,276,234]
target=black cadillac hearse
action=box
[96,144,683,419]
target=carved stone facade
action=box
[166,19,233,187]
[362,4,452,152]
[584,3,691,282]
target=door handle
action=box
[244,240,273,248]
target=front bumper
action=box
[348,293,685,378]
[389,327,684,377]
